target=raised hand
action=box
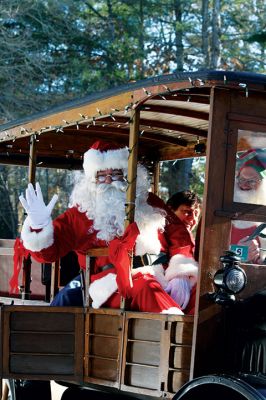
[238,236,262,264]
[19,182,58,229]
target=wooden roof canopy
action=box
[0,70,265,169]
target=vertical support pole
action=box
[151,161,160,195]
[21,135,37,300]
[50,261,60,302]
[120,107,140,310]
[124,108,140,227]
[28,134,37,185]
[118,106,140,386]
[85,255,91,307]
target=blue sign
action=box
[230,245,249,261]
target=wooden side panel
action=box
[84,309,124,388]
[120,313,194,397]
[10,355,74,375]
[83,310,194,397]
[1,306,84,381]
[167,320,193,394]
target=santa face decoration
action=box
[234,148,266,206]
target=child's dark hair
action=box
[167,190,202,211]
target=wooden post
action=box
[85,255,91,307]
[21,135,37,300]
[120,107,140,310]
[50,260,60,302]
[124,108,140,227]
[151,161,160,195]
[28,134,37,184]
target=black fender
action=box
[173,375,266,400]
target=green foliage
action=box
[1,0,265,122]
[247,32,266,44]
[190,157,206,199]
[0,0,264,237]
[159,157,205,202]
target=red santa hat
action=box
[238,148,266,179]
[83,140,129,179]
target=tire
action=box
[173,375,266,400]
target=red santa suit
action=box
[231,224,260,246]
[20,141,198,314]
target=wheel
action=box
[173,375,266,400]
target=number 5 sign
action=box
[230,245,249,262]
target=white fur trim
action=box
[131,264,168,289]
[21,216,54,252]
[135,210,166,255]
[83,147,129,179]
[131,265,156,277]
[165,254,198,287]
[89,273,118,309]
[135,222,164,255]
[161,307,184,315]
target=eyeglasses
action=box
[96,173,124,183]
[237,176,262,188]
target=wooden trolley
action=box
[0,70,265,399]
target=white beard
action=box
[233,179,266,229]
[69,165,166,249]
[233,180,266,206]
[91,181,127,241]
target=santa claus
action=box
[232,148,266,264]
[19,140,198,314]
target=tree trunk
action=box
[202,0,210,67]
[173,0,183,72]
[138,0,145,79]
[170,158,193,196]
[210,0,221,68]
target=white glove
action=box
[19,182,58,229]
[165,277,191,310]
